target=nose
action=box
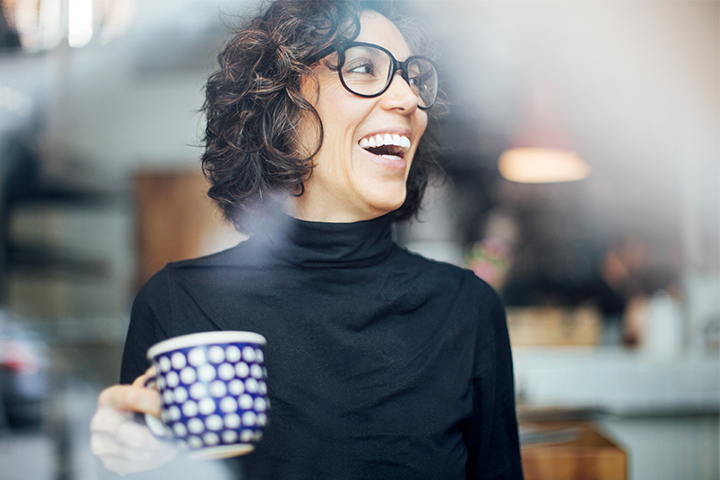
[380,71,419,114]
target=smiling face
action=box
[292,11,428,222]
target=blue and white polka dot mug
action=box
[144,331,269,459]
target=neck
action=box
[254,208,395,268]
[289,196,389,223]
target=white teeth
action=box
[358,133,412,151]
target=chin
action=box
[366,191,407,217]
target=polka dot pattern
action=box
[150,342,268,452]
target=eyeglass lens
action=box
[340,45,437,109]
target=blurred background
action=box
[0,0,717,479]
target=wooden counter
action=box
[520,422,627,480]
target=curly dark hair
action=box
[201,0,443,231]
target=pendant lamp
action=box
[499,81,591,183]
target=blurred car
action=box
[0,311,47,429]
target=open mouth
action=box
[359,133,411,161]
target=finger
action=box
[99,454,160,476]
[99,447,177,477]
[98,435,179,470]
[115,418,162,449]
[117,442,176,463]
[90,403,138,434]
[132,367,157,388]
[97,385,162,417]
[98,455,138,476]
[90,431,122,457]
[92,420,178,463]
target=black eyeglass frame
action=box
[306,41,438,110]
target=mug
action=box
[144,331,269,459]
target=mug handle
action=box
[143,374,171,438]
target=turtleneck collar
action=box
[250,210,396,268]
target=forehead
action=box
[355,11,412,60]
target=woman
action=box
[90,0,523,478]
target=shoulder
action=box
[394,247,500,296]
[131,264,173,327]
[392,245,465,275]
[133,240,248,305]
[393,246,505,315]
[166,239,252,270]
[394,247,509,348]
[142,239,262,288]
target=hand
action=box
[90,368,178,475]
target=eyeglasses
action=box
[306,41,438,110]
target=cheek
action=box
[415,112,429,138]
[407,113,429,165]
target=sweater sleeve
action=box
[119,267,173,384]
[464,280,524,480]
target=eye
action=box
[407,71,422,92]
[407,64,434,93]
[345,59,376,76]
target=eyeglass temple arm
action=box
[306,45,338,65]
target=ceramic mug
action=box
[144,331,269,459]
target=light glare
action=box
[68,0,93,48]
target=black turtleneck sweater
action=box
[120,213,523,480]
